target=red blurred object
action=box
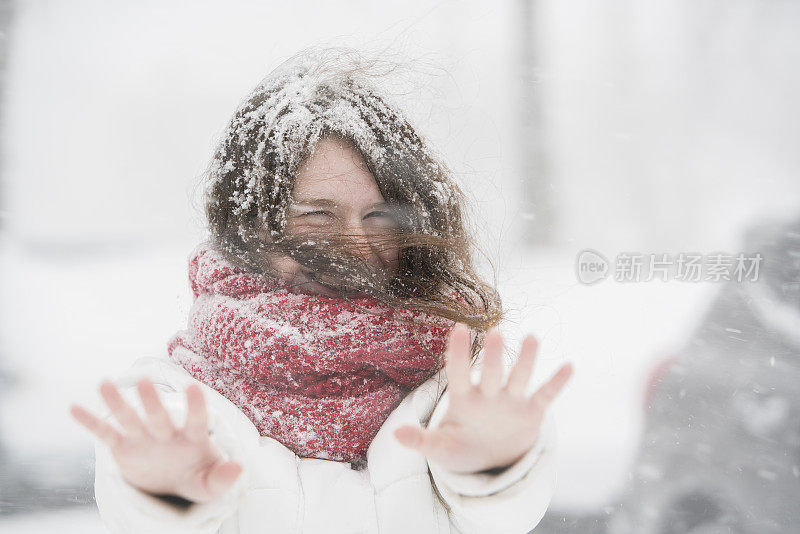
[642,352,679,412]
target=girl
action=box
[70,47,573,534]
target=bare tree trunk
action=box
[0,0,11,230]
[518,0,554,246]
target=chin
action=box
[292,280,342,298]
[289,278,369,299]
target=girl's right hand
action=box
[70,378,243,504]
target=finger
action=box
[137,379,177,441]
[444,323,472,396]
[529,362,574,412]
[184,383,209,442]
[505,335,539,396]
[70,403,124,449]
[478,328,504,397]
[99,380,149,439]
[393,425,449,460]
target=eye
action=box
[300,210,331,217]
[366,211,391,218]
[365,210,399,229]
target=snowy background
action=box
[1,0,799,531]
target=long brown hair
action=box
[200,46,507,506]
[202,46,504,367]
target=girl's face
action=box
[266,136,400,297]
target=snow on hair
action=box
[202,45,503,336]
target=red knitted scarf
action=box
[167,244,455,466]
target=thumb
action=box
[203,460,243,500]
[394,425,423,449]
[394,425,447,461]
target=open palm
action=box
[70,378,242,503]
[394,323,573,474]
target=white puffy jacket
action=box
[92,348,558,534]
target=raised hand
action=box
[70,378,243,503]
[394,324,573,473]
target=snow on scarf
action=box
[167,243,455,466]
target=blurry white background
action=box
[1,0,798,531]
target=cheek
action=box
[266,252,302,280]
[377,245,400,273]
[368,228,400,270]
[256,226,302,281]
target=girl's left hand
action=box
[394,323,573,474]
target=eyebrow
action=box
[289,199,389,210]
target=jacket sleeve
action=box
[426,390,559,534]
[93,356,250,534]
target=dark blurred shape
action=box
[533,512,609,534]
[535,215,800,534]
[608,215,800,534]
